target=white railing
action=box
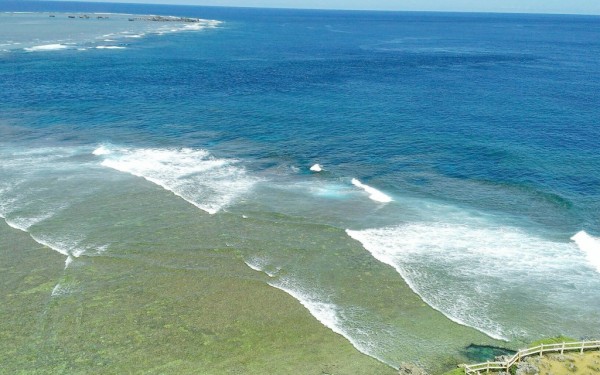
[464,340,600,375]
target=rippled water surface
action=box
[1,2,599,373]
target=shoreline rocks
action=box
[398,362,429,375]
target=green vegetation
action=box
[529,336,577,347]
[441,367,465,375]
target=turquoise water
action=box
[1,2,600,372]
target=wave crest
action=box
[571,230,600,273]
[94,145,257,215]
[347,222,597,341]
[351,178,392,203]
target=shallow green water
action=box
[0,184,506,374]
[3,3,599,373]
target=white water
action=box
[351,178,393,203]
[94,145,257,215]
[95,45,126,50]
[5,211,58,232]
[31,233,93,268]
[250,263,391,366]
[270,281,350,340]
[0,12,222,53]
[51,282,75,297]
[24,43,69,52]
[2,140,599,364]
[0,145,109,268]
[571,230,600,273]
[244,257,280,277]
[347,217,599,341]
[310,163,323,172]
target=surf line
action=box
[244,258,395,369]
[1,217,83,270]
[346,227,509,342]
[351,178,393,203]
[571,230,600,273]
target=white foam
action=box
[183,24,204,31]
[310,164,323,172]
[268,278,390,366]
[3,13,222,53]
[0,145,115,271]
[243,257,279,277]
[351,178,392,203]
[24,44,69,52]
[4,218,29,232]
[51,282,74,297]
[205,19,223,28]
[95,46,126,50]
[95,145,257,215]
[0,186,19,219]
[96,244,109,254]
[6,199,70,232]
[0,181,70,232]
[29,234,70,257]
[4,212,55,231]
[347,221,592,341]
[65,255,74,268]
[244,259,263,273]
[153,19,222,35]
[29,234,91,269]
[92,145,112,156]
[571,231,600,273]
[241,254,390,366]
[272,281,343,333]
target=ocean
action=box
[1,2,599,373]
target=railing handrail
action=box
[464,340,600,375]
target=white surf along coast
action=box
[310,163,323,172]
[95,45,126,50]
[93,145,257,215]
[351,178,393,203]
[244,257,391,367]
[571,230,600,273]
[0,146,110,269]
[24,43,70,52]
[0,12,222,53]
[346,207,600,341]
[3,144,599,357]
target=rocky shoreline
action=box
[137,15,202,23]
[54,14,202,23]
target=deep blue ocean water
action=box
[1,1,599,370]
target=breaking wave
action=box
[24,43,70,52]
[94,145,257,215]
[347,221,597,341]
[351,178,393,203]
[0,12,222,54]
[571,231,600,273]
[244,257,392,367]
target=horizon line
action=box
[34,0,600,16]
